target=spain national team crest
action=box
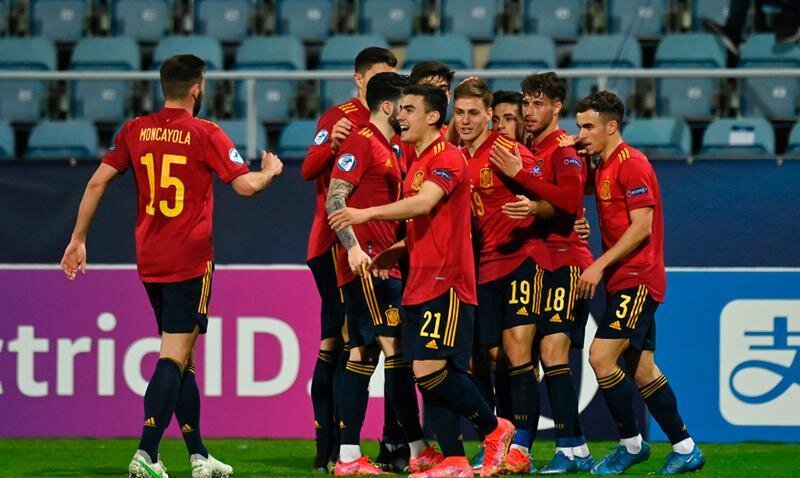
[599,178,612,200]
[479,168,493,188]
[385,308,400,326]
[411,171,424,191]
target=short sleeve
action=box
[426,149,465,195]
[330,134,370,186]
[552,145,586,183]
[205,125,250,184]
[102,120,132,173]
[618,157,657,211]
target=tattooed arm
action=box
[326,178,371,274]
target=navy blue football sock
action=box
[174,361,208,458]
[339,360,376,445]
[384,354,423,443]
[598,368,640,439]
[138,358,183,463]
[419,385,465,457]
[509,362,538,448]
[311,349,340,460]
[544,364,583,446]
[640,375,691,444]
[494,361,513,420]
[416,366,498,436]
[331,345,350,452]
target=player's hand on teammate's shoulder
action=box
[347,246,372,276]
[330,117,353,151]
[489,144,523,177]
[260,150,284,178]
[60,240,87,280]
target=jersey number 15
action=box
[140,153,186,218]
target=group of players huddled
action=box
[304,47,707,477]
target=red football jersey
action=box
[594,142,665,302]
[403,137,477,306]
[301,98,370,261]
[102,108,249,282]
[464,130,550,283]
[330,123,403,286]
[528,129,594,270]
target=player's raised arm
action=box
[231,150,284,197]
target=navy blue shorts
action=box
[307,245,346,341]
[344,275,403,347]
[534,265,589,349]
[476,258,538,347]
[143,261,213,335]
[595,285,658,351]
[403,288,474,372]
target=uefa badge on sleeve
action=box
[313,129,329,145]
[228,148,244,165]
[337,153,356,172]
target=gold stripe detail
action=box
[598,368,626,389]
[331,244,345,303]
[627,285,648,329]
[509,364,535,376]
[346,364,375,376]
[361,270,383,326]
[419,369,448,389]
[197,261,212,314]
[545,366,571,377]
[443,289,459,347]
[532,266,545,315]
[639,375,668,399]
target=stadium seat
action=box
[654,33,726,119]
[213,119,267,159]
[693,0,730,30]
[0,120,14,159]
[278,119,317,160]
[485,35,556,91]
[360,0,415,42]
[404,34,473,69]
[739,34,800,120]
[31,0,86,41]
[318,35,388,109]
[235,36,305,121]
[70,37,141,121]
[25,120,99,160]
[113,0,171,42]
[152,36,223,116]
[0,37,56,121]
[786,121,800,155]
[700,118,775,158]
[525,0,583,40]
[607,0,665,37]
[570,34,641,105]
[195,0,253,42]
[442,0,497,40]
[277,0,332,41]
[623,117,692,158]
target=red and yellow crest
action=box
[479,168,493,188]
[385,308,400,327]
[411,171,424,191]
[599,179,612,200]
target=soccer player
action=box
[299,46,401,472]
[490,72,596,474]
[409,61,455,104]
[453,78,548,474]
[326,72,443,476]
[571,91,705,475]
[329,84,515,478]
[490,90,524,141]
[60,54,284,478]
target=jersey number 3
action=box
[140,153,187,217]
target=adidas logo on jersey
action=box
[550,313,562,323]
[610,320,622,331]
[425,340,438,350]
[516,306,528,316]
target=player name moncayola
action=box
[139,127,192,145]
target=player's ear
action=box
[553,100,563,117]
[427,109,441,127]
[381,100,392,116]
[353,72,363,90]
[607,119,619,136]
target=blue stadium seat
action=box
[700,118,774,158]
[31,0,86,41]
[570,34,641,105]
[404,34,473,69]
[235,36,305,121]
[277,0,332,41]
[525,0,583,40]
[195,0,253,42]
[442,0,496,39]
[0,120,14,159]
[739,34,800,120]
[70,37,141,121]
[786,121,800,155]
[113,0,171,42]
[278,119,317,160]
[623,117,692,158]
[485,35,556,91]
[319,35,388,109]
[693,0,730,30]
[360,0,415,42]
[654,33,725,119]
[0,37,56,121]
[25,120,99,160]
[213,119,267,158]
[152,36,223,116]
[607,0,665,37]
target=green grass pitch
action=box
[0,438,797,476]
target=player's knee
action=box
[412,359,444,378]
[589,343,614,376]
[503,342,531,367]
[320,337,339,352]
[633,360,661,387]
[540,335,568,366]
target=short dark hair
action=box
[453,78,492,108]
[402,83,448,128]
[520,72,567,103]
[160,54,205,100]
[354,47,397,75]
[575,90,625,124]
[366,72,409,112]
[492,90,523,110]
[409,61,455,87]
